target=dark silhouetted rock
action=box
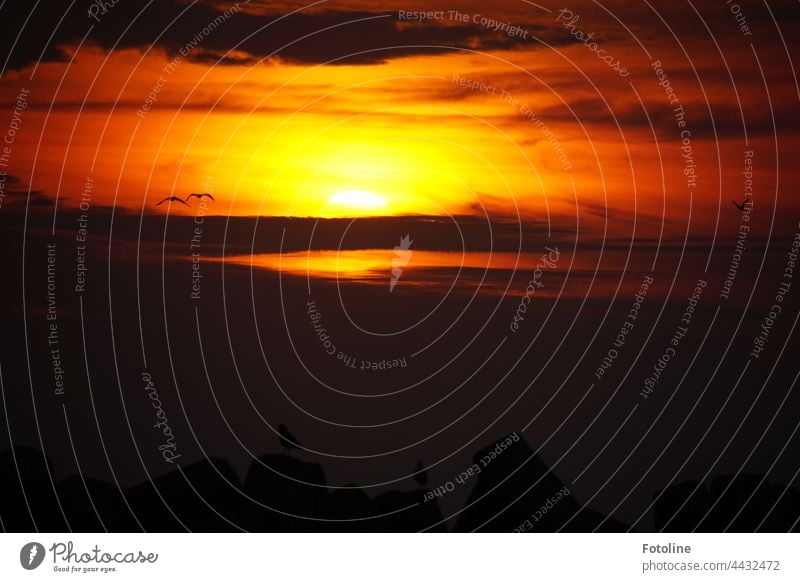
[126,457,243,532]
[243,454,328,531]
[455,434,626,532]
[0,447,67,531]
[326,485,371,531]
[655,477,800,532]
[760,485,800,532]
[706,475,780,532]
[653,481,714,532]
[58,475,139,532]
[366,489,446,532]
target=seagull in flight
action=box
[732,199,749,211]
[186,192,215,202]
[156,196,189,206]
[278,424,301,455]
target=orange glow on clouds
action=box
[1,1,797,233]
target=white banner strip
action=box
[0,533,797,581]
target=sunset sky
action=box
[2,0,797,240]
[4,1,800,534]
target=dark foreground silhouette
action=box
[1,434,796,532]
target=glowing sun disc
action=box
[327,190,389,211]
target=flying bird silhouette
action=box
[156,196,189,206]
[278,424,301,455]
[413,460,428,486]
[186,192,215,202]
[732,199,749,211]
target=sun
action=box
[323,189,389,217]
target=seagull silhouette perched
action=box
[278,424,301,455]
[732,199,749,211]
[186,192,215,202]
[156,196,189,206]
[413,460,428,486]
